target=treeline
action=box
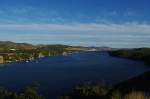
[109,48,150,66]
[36,45,69,56]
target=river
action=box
[0,51,149,98]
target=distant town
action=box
[0,41,98,64]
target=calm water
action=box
[0,51,149,98]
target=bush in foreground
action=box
[60,82,150,99]
[111,91,150,99]
[0,83,44,99]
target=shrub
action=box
[124,91,150,99]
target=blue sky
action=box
[0,0,150,48]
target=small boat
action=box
[26,60,29,63]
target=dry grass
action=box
[124,91,150,99]
[111,91,150,99]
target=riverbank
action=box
[108,48,150,66]
[0,41,97,64]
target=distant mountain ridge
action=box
[0,41,70,51]
[0,41,36,50]
[0,41,143,52]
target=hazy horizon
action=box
[1,40,150,49]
